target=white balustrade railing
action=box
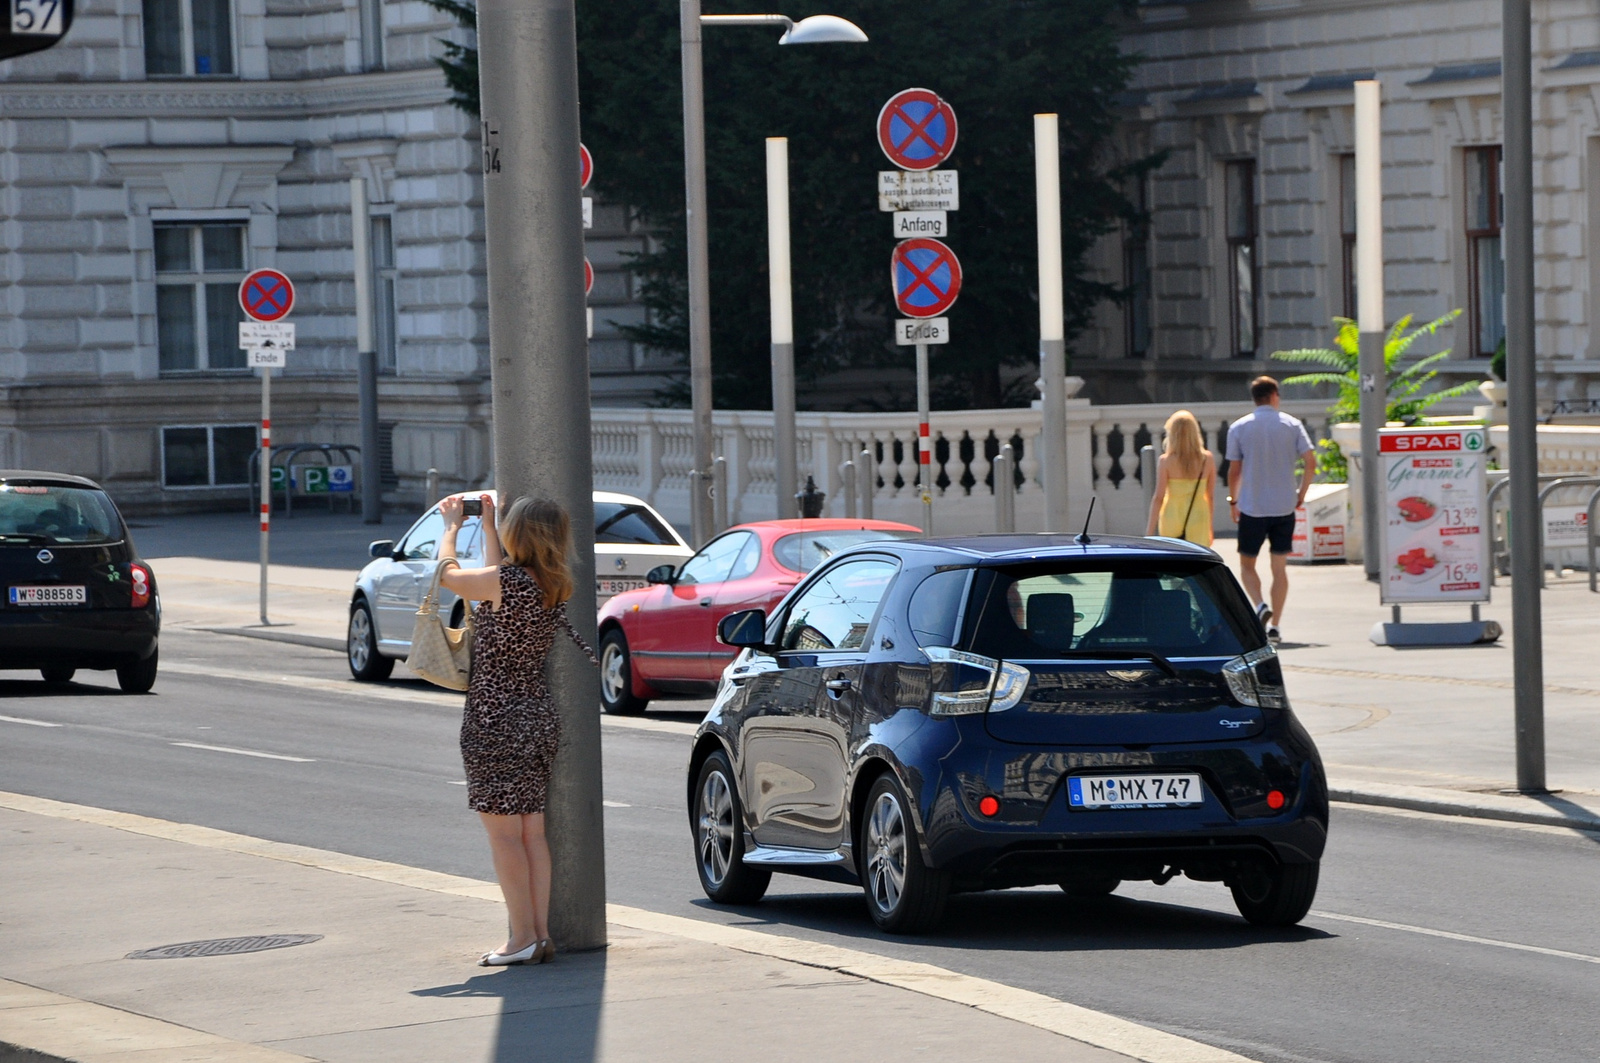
[592,399,1335,537]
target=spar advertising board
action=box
[1377,425,1490,604]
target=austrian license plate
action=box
[9,584,87,606]
[1068,773,1202,810]
[596,578,646,596]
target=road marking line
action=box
[171,742,315,763]
[1312,910,1600,966]
[603,800,631,808]
[0,715,63,728]
[1286,663,1600,699]
[0,790,1256,1063]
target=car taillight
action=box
[129,564,151,608]
[1266,789,1287,810]
[978,795,1000,817]
[1222,646,1288,708]
[923,647,1031,716]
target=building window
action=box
[143,0,235,76]
[1339,153,1358,320]
[1225,160,1258,357]
[155,222,248,373]
[1465,146,1505,357]
[162,425,257,488]
[371,215,398,372]
[1124,176,1151,359]
[359,0,385,71]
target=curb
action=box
[1332,783,1600,833]
[201,627,345,653]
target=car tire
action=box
[1060,876,1120,898]
[116,649,158,694]
[1230,859,1319,927]
[859,772,949,934]
[40,666,75,684]
[347,601,394,682]
[599,629,648,715]
[693,750,770,905]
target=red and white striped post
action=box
[916,341,931,535]
[258,369,271,625]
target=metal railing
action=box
[247,443,363,517]
[1538,477,1600,586]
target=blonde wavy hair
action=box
[498,496,575,606]
[1162,409,1209,480]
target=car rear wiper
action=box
[0,533,49,544]
[1051,650,1179,677]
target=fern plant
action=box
[1270,310,1481,482]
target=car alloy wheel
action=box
[347,602,394,681]
[698,770,735,888]
[865,791,907,914]
[598,629,648,714]
[690,751,769,904]
[858,773,949,934]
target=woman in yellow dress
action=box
[1144,409,1215,546]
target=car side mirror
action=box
[718,608,770,649]
[369,539,396,559]
[646,564,677,585]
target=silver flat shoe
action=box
[479,939,543,966]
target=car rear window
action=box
[594,501,680,547]
[774,528,918,573]
[0,482,122,545]
[962,562,1259,661]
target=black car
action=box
[687,534,1327,934]
[0,471,160,692]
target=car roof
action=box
[440,489,658,507]
[729,518,923,535]
[0,470,106,490]
[842,533,1220,564]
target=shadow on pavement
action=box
[412,950,606,1062]
[131,510,418,570]
[702,887,1335,955]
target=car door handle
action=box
[700,597,713,607]
[825,677,852,692]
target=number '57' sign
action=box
[3,0,73,61]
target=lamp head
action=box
[779,14,868,44]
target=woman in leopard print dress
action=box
[438,493,594,967]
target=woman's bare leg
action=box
[521,812,552,942]
[479,812,539,954]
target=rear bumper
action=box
[0,607,160,670]
[916,719,1328,888]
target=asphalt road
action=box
[3,630,1598,1063]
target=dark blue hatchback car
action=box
[687,534,1328,934]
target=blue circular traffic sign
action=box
[877,88,958,172]
[239,269,295,322]
[892,238,962,318]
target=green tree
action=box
[426,0,1146,409]
[1270,311,1482,481]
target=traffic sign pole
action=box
[258,364,271,625]
[1035,114,1069,532]
[916,342,932,536]
[767,137,799,520]
[351,177,383,524]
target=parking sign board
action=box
[877,88,958,171]
[239,269,295,322]
[891,238,962,318]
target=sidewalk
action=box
[0,793,1231,1063]
[141,511,1600,831]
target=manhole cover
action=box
[127,934,323,959]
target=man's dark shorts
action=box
[1237,513,1295,556]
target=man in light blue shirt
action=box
[1225,377,1316,643]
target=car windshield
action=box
[774,529,918,573]
[962,561,1259,661]
[594,501,680,546]
[0,483,122,545]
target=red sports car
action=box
[596,518,921,713]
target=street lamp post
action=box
[677,5,866,543]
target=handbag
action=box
[405,559,474,691]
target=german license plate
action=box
[1068,773,1202,810]
[596,578,646,596]
[9,585,87,606]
